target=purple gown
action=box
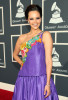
[12,31,59,100]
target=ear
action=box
[26,19,28,22]
[26,19,29,23]
[27,19,29,23]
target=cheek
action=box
[37,19,41,23]
[29,20,34,24]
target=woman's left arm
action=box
[42,31,53,98]
[42,31,53,85]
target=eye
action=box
[30,18,33,20]
[29,17,40,20]
[36,17,40,19]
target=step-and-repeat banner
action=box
[0,0,68,100]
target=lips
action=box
[33,24,38,26]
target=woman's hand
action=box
[44,85,51,98]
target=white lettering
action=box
[12,20,21,23]
[56,69,67,73]
[45,26,56,29]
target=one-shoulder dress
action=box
[12,31,59,100]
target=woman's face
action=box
[27,11,41,30]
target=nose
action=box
[34,19,37,23]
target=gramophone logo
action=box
[15,0,25,18]
[49,2,63,24]
[52,47,62,67]
[10,0,31,25]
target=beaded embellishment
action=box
[20,32,43,68]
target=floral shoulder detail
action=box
[20,33,42,69]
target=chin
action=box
[34,28,39,30]
[32,26,40,30]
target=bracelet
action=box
[46,83,50,87]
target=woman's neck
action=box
[30,28,42,35]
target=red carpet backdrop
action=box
[0,0,68,100]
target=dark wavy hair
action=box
[25,4,42,20]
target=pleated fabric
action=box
[12,74,59,100]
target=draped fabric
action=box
[12,31,59,100]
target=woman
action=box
[12,4,59,100]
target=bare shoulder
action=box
[18,33,27,44]
[43,31,51,37]
[19,34,26,40]
[42,31,53,42]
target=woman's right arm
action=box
[13,35,25,66]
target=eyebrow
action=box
[29,17,40,19]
